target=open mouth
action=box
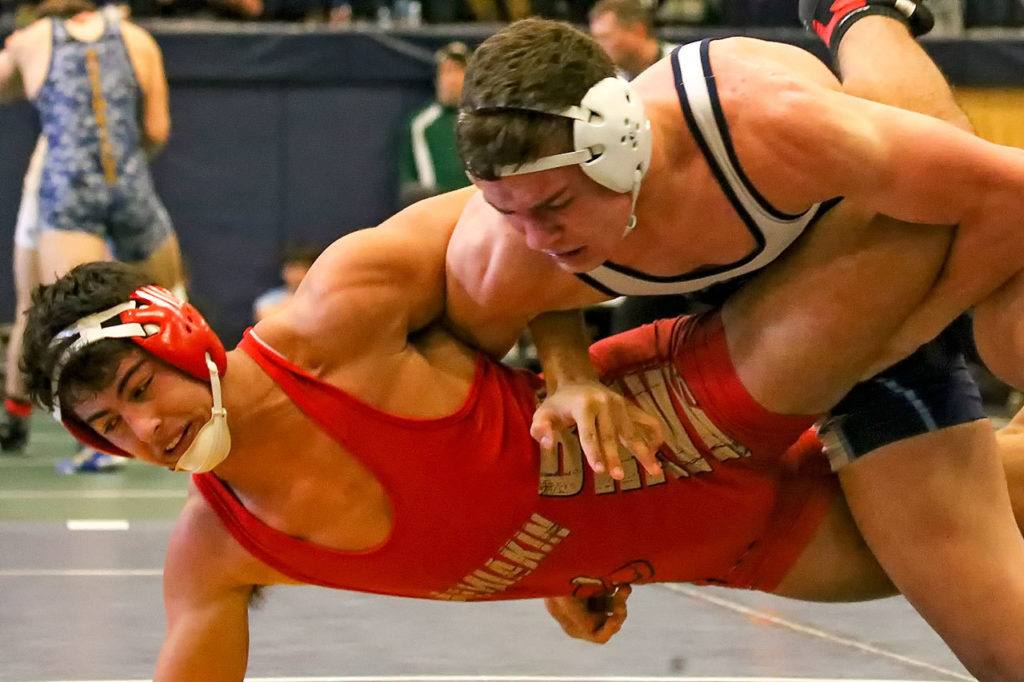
[547,246,584,259]
[166,423,191,459]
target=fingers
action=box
[530,409,558,450]
[545,587,631,645]
[545,596,604,642]
[616,403,664,476]
[591,585,630,644]
[580,395,620,479]
[533,384,666,481]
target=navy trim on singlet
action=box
[574,195,843,299]
[571,41,842,298]
[698,41,805,221]
[574,273,621,298]
[572,42,782,292]
[581,255,762,284]
[670,42,769,282]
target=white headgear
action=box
[489,77,653,233]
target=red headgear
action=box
[49,286,226,457]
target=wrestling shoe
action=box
[56,447,124,475]
[0,412,28,453]
[800,0,935,56]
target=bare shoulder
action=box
[5,19,50,54]
[166,487,279,594]
[119,20,161,70]
[711,37,840,91]
[120,20,160,52]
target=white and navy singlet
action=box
[576,39,841,303]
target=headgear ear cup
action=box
[49,286,226,457]
[481,78,651,234]
[573,78,652,194]
[488,77,652,195]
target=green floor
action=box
[0,413,188,521]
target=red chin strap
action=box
[51,285,227,457]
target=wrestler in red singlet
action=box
[195,313,837,601]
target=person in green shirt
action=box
[397,41,471,208]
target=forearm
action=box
[156,629,248,681]
[529,310,597,391]
[156,599,251,682]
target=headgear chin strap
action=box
[49,285,228,460]
[488,77,653,235]
[172,353,231,473]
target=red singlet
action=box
[194,314,837,601]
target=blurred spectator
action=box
[589,0,675,80]
[396,41,471,208]
[254,243,321,322]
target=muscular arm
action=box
[123,23,170,156]
[156,495,263,681]
[275,190,473,365]
[765,83,1024,379]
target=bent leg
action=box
[779,418,1024,606]
[840,422,1024,679]
[722,207,950,415]
[837,17,972,132]
[5,245,40,403]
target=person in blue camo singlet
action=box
[0,0,184,461]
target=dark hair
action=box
[588,0,654,30]
[33,0,99,19]
[21,262,150,415]
[457,18,615,180]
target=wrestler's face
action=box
[71,350,213,468]
[474,166,632,272]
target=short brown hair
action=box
[457,18,615,180]
[588,0,653,30]
[21,262,149,415]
